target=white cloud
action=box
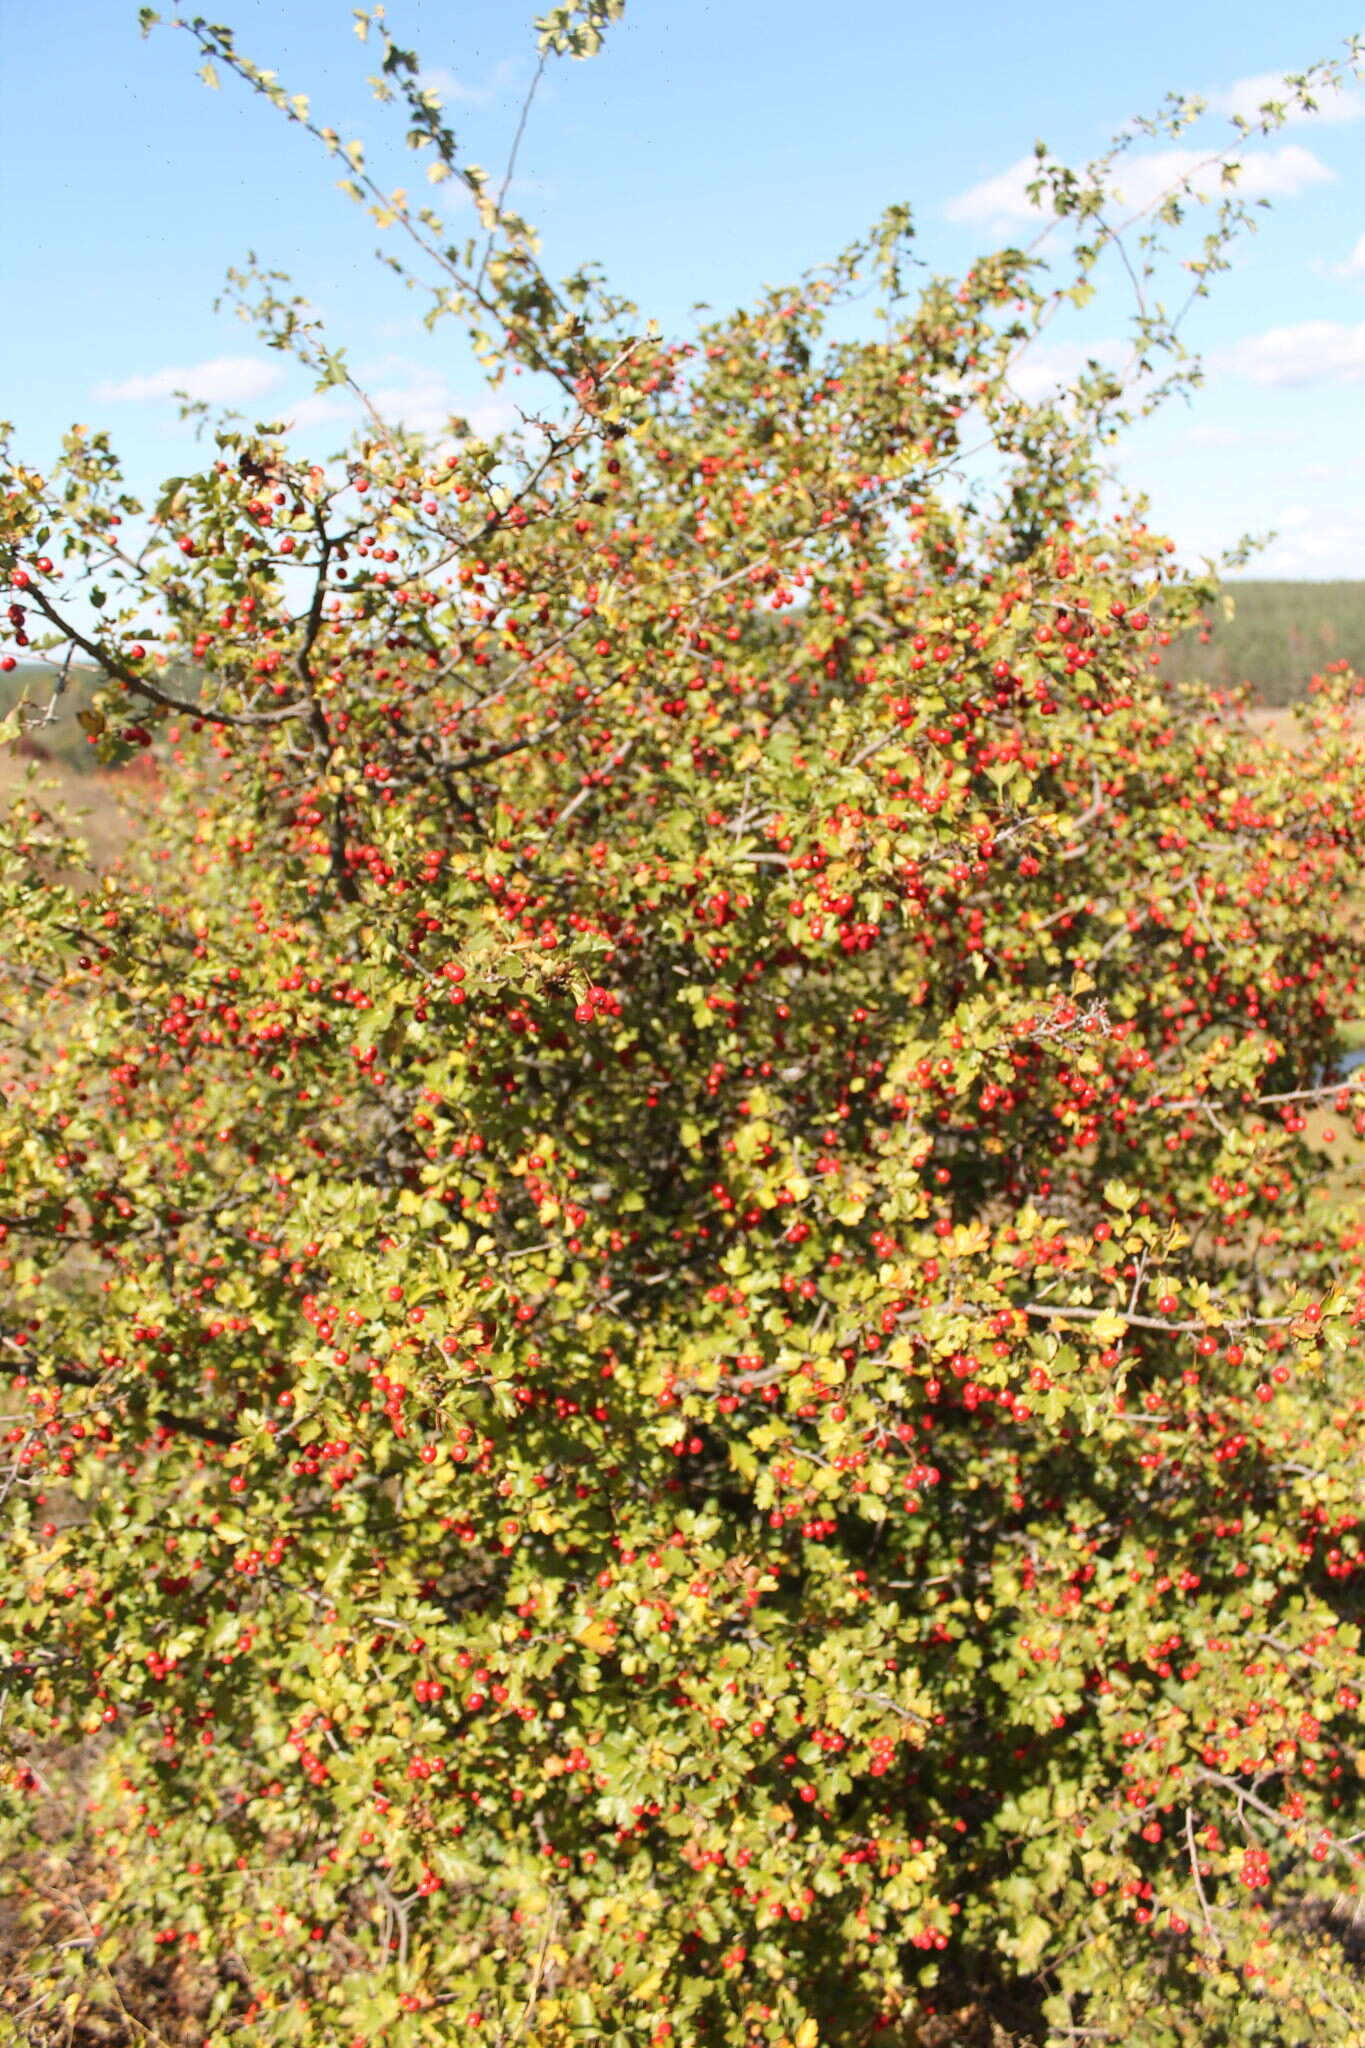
[418,57,525,109]
[366,366,516,442]
[1225,143,1337,199]
[1334,232,1365,278]
[1214,320,1365,387]
[275,365,521,447]
[428,172,548,223]
[945,159,1050,232]
[94,355,286,404]
[1001,338,1123,403]
[277,391,352,433]
[371,370,468,437]
[1186,424,1244,448]
[419,64,493,106]
[1206,71,1365,128]
[1171,422,1304,452]
[946,143,1332,233]
[1250,510,1365,576]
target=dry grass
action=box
[0,748,148,880]
[1238,704,1365,745]
[0,1727,228,2048]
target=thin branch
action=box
[477,52,550,298]
[1184,1804,1222,1956]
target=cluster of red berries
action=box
[574,983,621,1023]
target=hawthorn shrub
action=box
[3,12,1365,2046]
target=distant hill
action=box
[1157,580,1365,706]
[0,663,108,772]
[0,661,201,772]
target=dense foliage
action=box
[3,12,1365,2045]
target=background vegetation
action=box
[1158,581,1365,705]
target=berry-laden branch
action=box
[2,10,1365,2048]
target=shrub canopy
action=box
[3,13,1365,2045]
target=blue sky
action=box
[5,0,1365,578]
